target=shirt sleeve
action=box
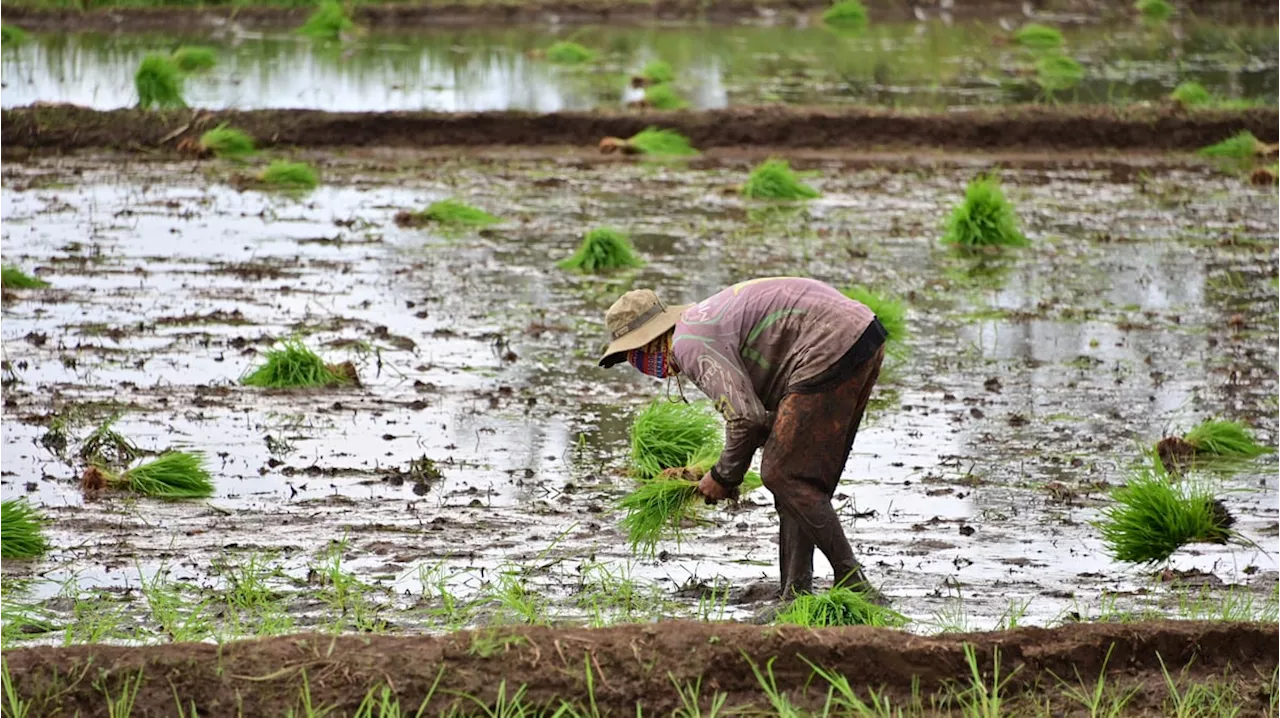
[675,339,771,487]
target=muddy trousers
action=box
[760,345,884,597]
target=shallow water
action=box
[1,18,1275,111]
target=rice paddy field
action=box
[1,0,1278,715]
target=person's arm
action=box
[676,339,771,488]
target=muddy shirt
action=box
[672,277,876,485]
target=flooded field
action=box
[2,19,1276,111]
[2,149,1276,651]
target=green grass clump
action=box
[1184,420,1271,458]
[627,127,698,157]
[1,24,28,46]
[775,587,907,627]
[242,338,352,389]
[628,401,721,479]
[1013,23,1064,51]
[113,452,214,499]
[1198,131,1261,160]
[545,41,593,64]
[1169,81,1212,107]
[171,46,216,73]
[821,0,869,30]
[644,84,688,110]
[557,227,644,273]
[258,161,319,190]
[1096,456,1235,565]
[298,0,354,40]
[638,60,674,85]
[1,499,50,560]
[198,123,255,159]
[1135,0,1173,22]
[841,286,908,359]
[941,175,1028,249]
[414,199,500,227]
[1034,53,1084,94]
[135,54,186,110]
[1,266,49,289]
[742,159,820,201]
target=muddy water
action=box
[2,19,1276,111]
[1,153,1277,642]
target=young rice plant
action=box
[241,337,354,389]
[545,41,594,64]
[198,124,255,159]
[741,158,820,201]
[1,24,28,45]
[1135,0,1173,22]
[258,160,319,190]
[1,499,50,559]
[298,1,354,40]
[88,452,215,499]
[644,83,688,110]
[600,127,698,157]
[637,60,675,85]
[821,0,869,30]
[1169,81,1212,108]
[1035,53,1084,94]
[557,227,644,273]
[396,199,500,228]
[628,401,722,479]
[171,46,216,73]
[774,586,907,627]
[1182,420,1271,458]
[1013,23,1064,51]
[135,54,186,110]
[1,266,49,289]
[1199,131,1264,160]
[941,175,1028,249]
[841,286,908,359]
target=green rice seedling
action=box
[78,414,140,467]
[135,54,186,110]
[1095,455,1236,565]
[1,24,28,46]
[1013,23,1064,51]
[637,60,674,85]
[241,337,353,388]
[774,586,907,627]
[941,175,1028,249]
[1135,0,1173,22]
[1180,419,1271,460]
[298,0,354,41]
[103,452,215,499]
[841,286,908,359]
[171,46,216,73]
[1050,644,1140,718]
[1,266,49,289]
[628,401,722,479]
[1,499,50,560]
[1035,53,1084,94]
[625,127,699,157]
[1199,131,1264,160]
[557,227,644,273]
[395,198,500,228]
[956,644,1014,718]
[619,477,701,556]
[741,158,820,201]
[644,83,688,110]
[1169,81,1212,108]
[198,123,255,160]
[821,0,869,30]
[257,160,319,190]
[545,41,593,64]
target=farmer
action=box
[599,277,887,604]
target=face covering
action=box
[628,333,677,378]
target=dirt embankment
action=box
[6,621,1277,717]
[3,105,1276,156]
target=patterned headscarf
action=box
[628,331,677,378]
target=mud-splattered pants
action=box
[760,344,884,596]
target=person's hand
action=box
[697,471,731,504]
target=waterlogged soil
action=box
[1,149,1277,647]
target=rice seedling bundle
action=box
[1,265,49,289]
[545,41,594,64]
[638,60,675,85]
[1,24,28,45]
[171,46,217,73]
[628,401,722,479]
[1034,53,1084,94]
[1169,81,1212,108]
[1198,131,1263,160]
[1183,420,1271,458]
[198,123,255,159]
[619,468,764,557]
[1096,457,1235,565]
[626,127,698,157]
[258,161,319,190]
[78,414,140,467]
[741,159,820,201]
[1135,0,1173,22]
[1012,23,1064,51]
[298,0,354,40]
[242,337,354,388]
[644,84,688,110]
[135,54,186,110]
[774,587,907,627]
[1,499,50,559]
[821,0,869,30]
[396,199,500,228]
[941,175,1028,249]
[841,286,908,359]
[87,452,215,499]
[557,227,644,273]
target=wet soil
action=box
[3,105,1277,155]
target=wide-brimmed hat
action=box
[598,289,691,367]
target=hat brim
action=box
[598,303,692,367]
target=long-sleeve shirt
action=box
[672,277,876,485]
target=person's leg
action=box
[778,511,815,597]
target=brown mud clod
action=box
[1156,435,1196,472]
[597,136,640,155]
[325,361,361,387]
[1250,166,1278,186]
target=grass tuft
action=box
[1,499,50,560]
[841,286,908,359]
[395,199,500,228]
[1,266,49,289]
[1013,23,1064,51]
[637,60,675,85]
[545,41,594,64]
[258,160,319,190]
[557,227,644,273]
[941,175,1028,249]
[742,158,820,201]
[1184,420,1271,458]
[135,54,186,110]
[627,127,698,157]
[1035,53,1084,94]
[628,401,722,479]
[298,0,354,40]
[1198,131,1263,160]
[821,0,869,30]
[116,452,214,499]
[643,83,688,110]
[1,24,28,45]
[171,46,216,73]
[775,587,907,627]
[198,123,255,159]
[242,337,354,389]
[1169,81,1212,107]
[1135,0,1173,21]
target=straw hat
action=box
[598,289,691,367]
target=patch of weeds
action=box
[841,286,908,359]
[394,198,499,228]
[1158,656,1244,718]
[575,561,673,625]
[1169,81,1212,108]
[941,175,1028,249]
[670,675,728,718]
[1,24,27,46]
[171,46,216,73]
[135,54,186,109]
[1175,584,1280,623]
[469,629,528,658]
[86,451,214,499]
[241,337,355,389]
[1,266,49,289]
[78,413,140,467]
[1013,23,1064,51]
[994,598,1031,631]
[774,587,907,627]
[1051,644,1140,718]
[545,41,594,64]
[312,540,386,633]
[821,0,869,30]
[258,160,319,190]
[741,158,820,200]
[1,499,50,560]
[743,655,804,718]
[805,657,905,717]
[600,127,698,157]
[1035,53,1084,95]
[198,123,255,160]
[1135,0,1173,22]
[955,645,1015,718]
[140,566,212,642]
[931,589,972,633]
[644,83,688,110]
[298,0,354,40]
[557,227,644,273]
[97,670,143,718]
[636,60,674,85]
[484,571,547,626]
